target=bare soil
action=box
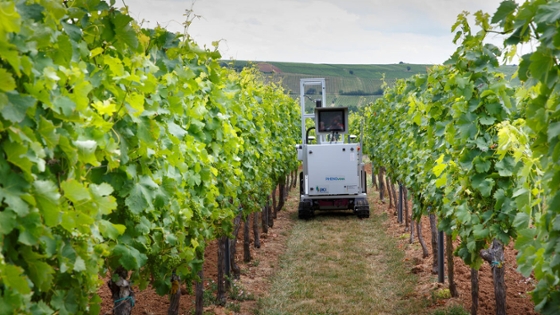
[376,194,537,315]
[256,63,282,74]
[98,192,297,315]
[99,171,538,315]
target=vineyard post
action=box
[409,220,415,244]
[416,219,429,258]
[225,237,231,286]
[480,239,506,315]
[371,162,378,189]
[271,189,278,219]
[378,167,385,202]
[429,212,439,274]
[253,212,261,248]
[267,195,274,228]
[284,176,289,201]
[437,230,444,283]
[230,213,243,280]
[108,267,135,315]
[261,206,268,233]
[387,176,394,210]
[390,178,398,213]
[217,237,227,305]
[167,273,181,315]
[403,187,410,232]
[471,268,479,315]
[446,234,459,297]
[244,216,252,262]
[195,249,205,315]
[398,183,403,223]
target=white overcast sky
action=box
[122,0,510,65]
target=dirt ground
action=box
[98,173,538,315]
[98,191,298,315]
[377,195,537,315]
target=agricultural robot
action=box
[296,78,370,219]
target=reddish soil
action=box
[99,172,538,315]
[98,191,297,315]
[256,63,282,74]
[375,188,537,315]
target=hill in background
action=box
[222,60,518,112]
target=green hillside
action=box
[222,60,518,111]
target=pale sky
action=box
[122,0,510,65]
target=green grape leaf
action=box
[435,173,447,188]
[0,2,20,34]
[0,210,16,235]
[69,80,93,111]
[61,211,77,231]
[17,212,42,246]
[92,100,117,116]
[51,289,79,315]
[53,96,76,116]
[38,117,59,149]
[473,224,490,239]
[61,21,82,42]
[495,156,515,177]
[535,2,560,24]
[491,0,518,24]
[494,188,506,210]
[126,92,144,116]
[550,192,560,218]
[513,212,530,229]
[33,180,61,227]
[525,97,547,133]
[91,182,114,196]
[479,115,496,126]
[53,34,73,65]
[74,140,99,166]
[73,256,86,272]
[16,2,43,22]
[554,216,560,231]
[27,260,55,292]
[113,244,147,270]
[0,172,30,216]
[474,158,491,173]
[471,174,495,197]
[529,49,554,81]
[432,163,446,177]
[1,264,30,295]
[88,183,117,215]
[0,68,16,92]
[186,170,202,187]
[112,13,138,49]
[479,178,495,197]
[456,203,471,223]
[168,122,188,139]
[547,121,560,142]
[475,137,489,151]
[125,183,150,214]
[459,149,478,171]
[30,301,54,315]
[2,92,35,122]
[517,53,531,82]
[98,219,126,240]
[3,141,32,176]
[61,179,90,203]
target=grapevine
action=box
[0,0,299,314]
[361,6,556,313]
